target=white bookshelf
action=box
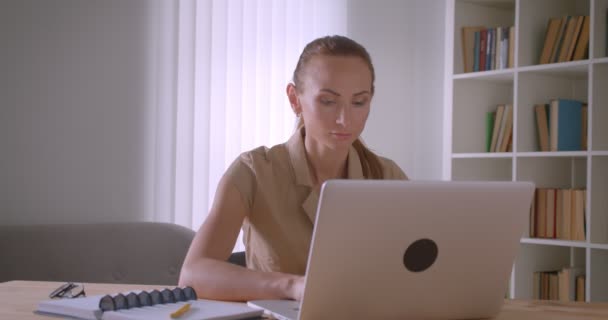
[444,0,608,302]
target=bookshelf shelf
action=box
[451,152,513,159]
[453,68,515,81]
[518,242,608,251]
[517,61,589,78]
[453,151,592,158]
[446,0,608,302]
[521,238,588,248]
[516,151,588,158]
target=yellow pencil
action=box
[170,303,191,319]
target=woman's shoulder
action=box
[223,143,292,207]
[376,155,409,180]
[232,143,291,172]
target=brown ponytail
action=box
[353,139,384,180]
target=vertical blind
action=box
[154,0,347,249]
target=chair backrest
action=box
[228,251,246,267]
[0,222,195,285]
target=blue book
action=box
[549,99,583,151]
[486,28,492,71]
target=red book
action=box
[480,29,487,71]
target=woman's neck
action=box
[303,135,349,188]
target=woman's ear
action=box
[286,83,301,115]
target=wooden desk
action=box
[2,280,608,319]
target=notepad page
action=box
[36,294,104,320]
[102,300,263,320]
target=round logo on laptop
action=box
[403,238,438,272]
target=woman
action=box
[178,35,408,302]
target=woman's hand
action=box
[287,275,306,301]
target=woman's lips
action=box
[331,132,352,140]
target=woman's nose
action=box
[336,106,351,126]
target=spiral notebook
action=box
[36,288,263,320]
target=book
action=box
[498,105,513,152]
[495,27,502,70]
[530,190,537,237]
[549,273,559,300]
[534,104,550,152]
[537,189,547,238]
[474,31,481,71]
[538,271,560,300]
[549,99,583,151]
[490,28,497,70]
[486,28,493,71]
[558,16,578,62]
[571,189,586,241]
[490,104,505,152]
[561,189,572,240]
[539,18,563,64]
[462,26,484,73]
[582,103,588,150]
[555,189,563,239]
[576,275,586,301]
[558,267,585,302]
[550,16,569,63]
[572,16,590,61]
[485,111,495,152]
[36,293,263,320]
[533,272,540,299]
[480,29,487,71]
[558,268,568,301]
[565,16,584,61]
[545,189,556,238]
[501,27,509,69]
[508,26,515,68]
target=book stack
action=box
[485,104,513,152]
[534,99,587,152]
[462,26,515,73]
[533,268,585,301]
[539,16,590,64]
[529,188,586,241]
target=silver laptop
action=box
[248,180,535,320]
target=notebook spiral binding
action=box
[98,287,197,312]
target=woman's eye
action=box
[353,100,367,106]
[320,99,336,105]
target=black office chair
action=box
[228,251,246,267]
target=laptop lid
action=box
[294,180,534,320]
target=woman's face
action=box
[293,55,373,150]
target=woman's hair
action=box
[292,35,383,179]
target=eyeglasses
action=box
[49,282,86,299]
[99,287,197,312]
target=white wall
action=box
[0,0,160,224]
[348,0,446,180]
[0,0,446,225]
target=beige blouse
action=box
[224,128,408,275]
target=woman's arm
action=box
[178,175,304,302]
